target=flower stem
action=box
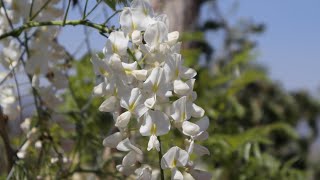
[158,136,165,180]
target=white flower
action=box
[132,30,142,44]
[161,146,189,180]
[140,110,170,151]
[116,88,148,128]
[120,0,153,35]
[116,138,143,175]
[17,140,31,159]
[103,31,128,57]
[0,86,19,120]
[170,96,190,125]
[0,40,21,69]
[143,67,170,108]
[135,166,152,180]
[103,132,123,148]
[186,161,212,180]
[98,96,118,112]
[182,116,210,155]
[144,21,168,51]
[189,169,212,180]
[164,53,197,82]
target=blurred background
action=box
[1,0,320,179]
[60,0,320,93]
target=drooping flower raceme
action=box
[98,0,211,179]
[0,0,67,163]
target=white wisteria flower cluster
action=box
[96,0,211,179]
[0,0,66,160]
[0,0,66,116]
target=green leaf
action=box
[208,123,298,152]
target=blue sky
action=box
[231,0,320,92]
[59,0,320,93]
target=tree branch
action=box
[0,108,15,173]
[0,20,111,40]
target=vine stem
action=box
[158,136,165,180]
[0,20,111,40]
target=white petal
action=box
[193,143,210,156]
[122,151,137,166]
[140,110,170,136]
[173,80,190,96]
[147,135,160,151]
[123,61,138,70]
[195,131,209,141]
[93,82,105,96]
[140,113,152,136]
[31,74,40,88]
[171,168,184,180]
[115,111,132,128]
[91,55,110,76]
[103,132,122,148]
[132,70,148,81]
[117,138,132,151]
[167,31,179,46]
[132,30,142,44]
[116,164,136,176]
[151,110,170,136]
[117,138,143,155]
[144,95,156,108]
[171,96,189,123]
[175,148,189,167]
[136,167,152,180]
[161,146,177,169]
[190,169,212,180]
[191,103,205,118]
[196,116,209,132]
[154,14,169,28]
[181,66,197,79]
[109,31,129,55]
[144,21,168,48]
[161,146,189,169]
[120,8,133,34]
[131,0,154,16]
[134,104,148,118]
[98,96,117,112]
[182,121,200,137]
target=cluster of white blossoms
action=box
[0,0,66,117]
[0,0,62,36]
[0,82,19,121]
[0,0,65,159]
[97,0,211,179]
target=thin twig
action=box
[82,0,89,20]
[63,0,72,26]
[11,67,23,122]
[0,0,14,29]
[29,0,35,20]
[84,0,103,18]
[103,10,122,25]
[30,0,52,21]
[77,3,93,56]
[0,20,111,40]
